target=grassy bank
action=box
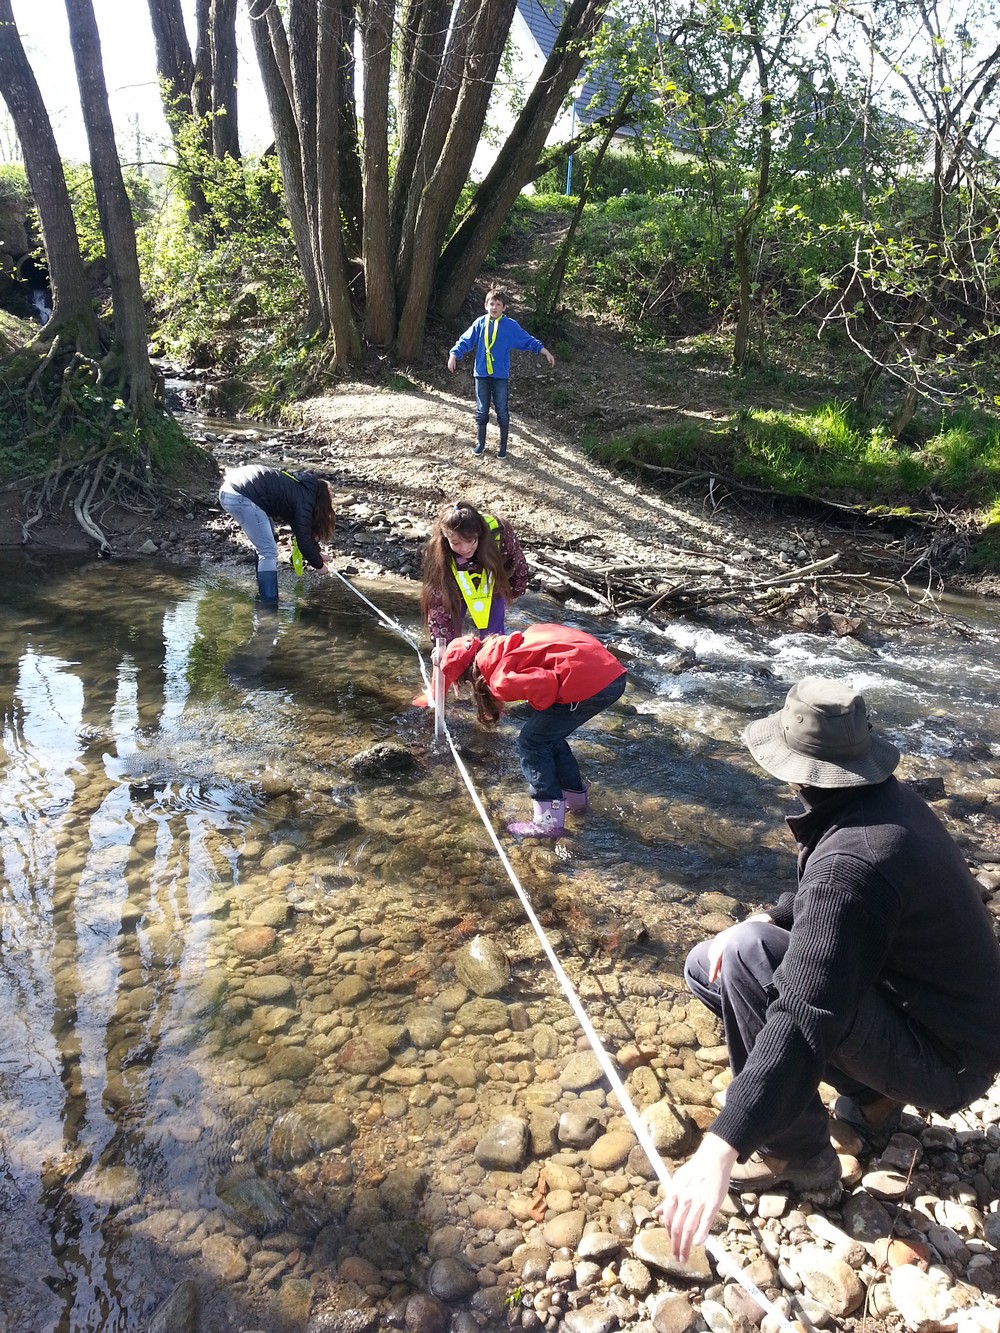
[582,397,1000,569]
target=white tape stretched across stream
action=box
[327,567,805,1333]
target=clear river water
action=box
[1,551,998,1331]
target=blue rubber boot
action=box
[256,568,279,604]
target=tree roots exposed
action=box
[4,335,162,555]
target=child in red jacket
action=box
[439,624,627,838]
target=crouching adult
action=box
[658,676,1000,1263]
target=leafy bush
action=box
[64,162,157,266]
[534,144,690,200]
[138,137,305,378]
[0,163,30,208]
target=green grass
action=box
[584,401,1000,521]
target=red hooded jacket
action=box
[472,624,625,710]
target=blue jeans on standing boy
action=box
[684,919,993,1159]
[474,376,509,453]
[517,674,626,802]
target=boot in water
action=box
[563,786,588,813]
[507,799,564,838]
[256,568,279,605]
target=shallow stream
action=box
[1,552,998,1331]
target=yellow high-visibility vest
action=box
[451,514,500,629]
[483,315,502,375]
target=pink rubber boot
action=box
[563,787,588,813]
[507,799,565,838]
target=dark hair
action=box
[420,501,512,627]
[311,478,335,544]
[485,287,509,306]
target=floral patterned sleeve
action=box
[426,593,461,644]
[498,521,528,600]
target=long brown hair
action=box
[311,478,336,544]
[420,500,512,625]
[470,663,502,726]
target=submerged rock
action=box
[268,1106,355,1168]
[453,934,510,996]
[348,742,418,778]
[475,1116,530,1170]
[146,1279,200,1333]
[217,1165,286,1232]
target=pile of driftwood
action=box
[527,543,880,635]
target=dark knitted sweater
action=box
[711,777,1000,1157]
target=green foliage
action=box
[968,505,1000,570]
[584,401,1000,522]
[486,191,574,269]
[139,118,305,376]
[63,162,157,266]
[538,179,723,335]
[0,163,30,208]
[534,144,685,200]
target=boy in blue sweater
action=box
[447,288,556,458]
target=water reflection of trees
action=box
[0,584,254,1326]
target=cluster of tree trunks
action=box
[242,0,611,362]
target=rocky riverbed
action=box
[125,860,1000,1333]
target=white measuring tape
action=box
[324,566,799,1331]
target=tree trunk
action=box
[192,0,212,129]
[389,0,451,256]
[435,0,609,320]
[246,0,323,330]
[210,0,240,158]
[396,0,519,361]
[0,0,100,352]
[145,0,209,219]
[287,0,324,331]
[315,0,361,362]
[145,0,194,117]
[337,3,363,257]
[64,0,153,410]
[359,0,395,344]
[731,34,772,371]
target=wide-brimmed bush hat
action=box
[743,676,900,788]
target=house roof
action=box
[515,0,693,149]
[517,0,633,131]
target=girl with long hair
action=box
[420,501,528,650]
[438,624,627,838]
[219,464,335,603]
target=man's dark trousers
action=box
[685,920,990,1158]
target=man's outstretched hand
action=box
[654,1132,737,1261]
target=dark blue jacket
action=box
[227,465,326,567]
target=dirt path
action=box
[294,378,783,575]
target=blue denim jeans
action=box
[517,673,626,801]
[685,920,993,1157]
[474,376,510,450]
[219,486,278,573]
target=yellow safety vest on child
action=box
[451,514,500,630]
